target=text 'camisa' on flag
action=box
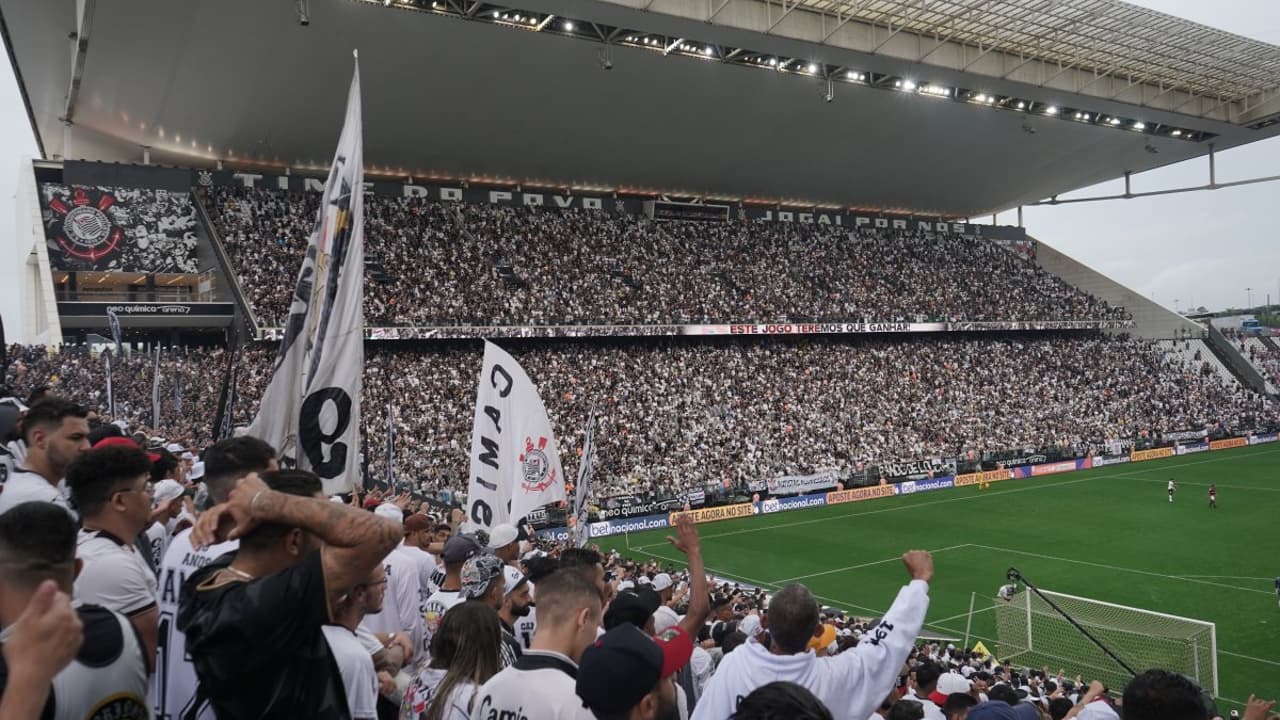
[467,341,567,531]
[248,54,365,494]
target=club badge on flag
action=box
[247,54,365,494]
[466,341,567,531]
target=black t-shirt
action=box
[176,550,351,720]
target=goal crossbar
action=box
[994,587,1218,697]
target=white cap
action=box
[152,479,185,506]
[937,673,972,695]
[374,503,404,523]
[181,451,196,461]
[652,573,673,591]
[487,523,519,549]
[654,610,681,635]
[739,614,763,638]
[502,565,528,596]
[636,576,652,586]
[617,580,635,591]
[188,461,205,480]
[165,443,184,454]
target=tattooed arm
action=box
[192,473,402,606]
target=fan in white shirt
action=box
[0,398,89,518]
[693,551,934,720]
[422,534,484,658]
[67,443,161,675]
[324,564,390,720]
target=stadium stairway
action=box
[1156,338,1242,389]
[1239,337,1279,394]
[192,191,263,340]
[1205,324,1272,395]
[1031,238,1201,340]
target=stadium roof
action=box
[4,0,1280,217]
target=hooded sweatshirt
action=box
[691,580,929,720]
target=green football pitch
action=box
[620,444,1280,706]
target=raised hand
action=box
[666,513,701,557]
[901,550,934,582]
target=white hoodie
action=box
[692,580,929,720]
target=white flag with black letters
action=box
[247,56,364,494]
[466,341,567,531]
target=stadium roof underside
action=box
[4,0,1280,217]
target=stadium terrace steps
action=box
[1239,336,1279,394]
[1156,339,1242,390]
[1031,237,1201,340]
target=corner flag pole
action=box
[1006,567,1138,678]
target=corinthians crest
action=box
[518,436,557,493]
[46,187,124,262]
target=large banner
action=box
[1131,447,1175,462]
[1175,442,1210,456]
[826,484,896,504]
[40,184,198,273]
[881,458,957,480]
[954,469,1014,487]
[247,60,365,495]
[1248,433,1279,445]
[466,341,567,530]
[766,470,840,496]
[1209,438,1247,451]
[1029,458,1092,476]
[1090,454,1132,468]
[1162,429,1208,442]
[896,477,955,495]
[263,318,1132,339]
[670,503,756,525]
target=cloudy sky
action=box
[1,1,1277,340]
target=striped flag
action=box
[574,407,598,548]
[247,55,365,493]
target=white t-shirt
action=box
[74,529,158,617]
[692,580,930,720]
[402,666,478,720]
[515,605,537,651]
[1168,481,1175,491]
[915,696,946,720]
[470,651,595,720]
[0,468,75,517]
[398,543,440,597]
[0,604,149,720]
[421,589,464,657]
[324,625,380,720]
[151,528,238,720]
[363,548,426,654]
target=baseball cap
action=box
[460,554,505,600]
[502,565,528,596]
[442,534,483,564]
[487,523,518,549]
[165,442,185,454]
[374,503,404,523]
[738,614,763,639]
[938,672,973,695]
[651,573,673,591]
[188,461,205,481]
[967,702,1020,720]
[93,435,161,463]
[576,624,694,716]
[152,479,185,506]
[604,588,661,630]
[181,451,196,461]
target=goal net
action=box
[993,588,1218,696]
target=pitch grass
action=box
[621,443,1280,707]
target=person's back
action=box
[693,552,932,720]
[151,435,274,720]
[0,502,148,720]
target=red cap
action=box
[93,436,160,463]
[654,626,694,679]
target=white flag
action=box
[466,341,566,531]
[248,56,365,494]
[573,408,597,548]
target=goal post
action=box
[993,587,1218,697]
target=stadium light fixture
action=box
[1171,129,1182,136]
[1016,101,1026,110]
[704,46,713,56]
[563,21,574,31]
[1133,122,1146,130]
[769,58,778,67]
[1108,117,1121,125]
[1045,106,1058,115]
[973,93,986,103]
[902,80,917,91]
[807,63,818,73]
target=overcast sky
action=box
[1,1,1277,340]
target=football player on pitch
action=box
[1208,484,1217,509]
[1168,478,1176,503]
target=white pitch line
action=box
[1218,650,1280,668]
[1179,575,1277,581]
[929,603,997,626]
[774,544,971,583]
[966,544,1272,595]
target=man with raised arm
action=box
[177,469,402,720]
[691,550,934,720]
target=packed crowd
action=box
[206,187,1128,328]
[0,402,1274,720]
[1237,337,1280,392]
[7,334,1274,504]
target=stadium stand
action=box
[7,333,1272,504]
[206,187,1130,328]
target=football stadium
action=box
[0,0,1278,718]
